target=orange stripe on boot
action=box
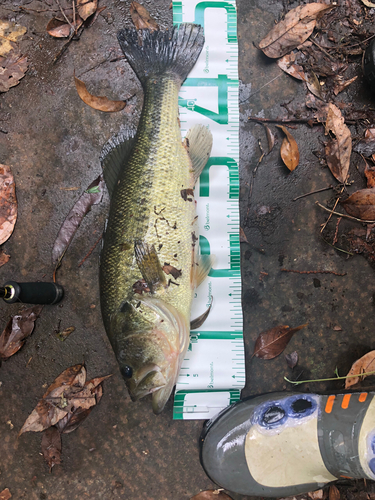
[325,395,336,413]
[359,392,368,403]
[341,394,351,409]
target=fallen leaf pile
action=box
[19,364,111,470]
[0,21,28,93]
[0,164,17,247]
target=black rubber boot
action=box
[364,39,375,92]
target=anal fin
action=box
[191,254,215,289]
[100,128,137,197]
[184,124,213,185]
[134,241,166,293]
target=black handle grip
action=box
[3,281,64,305]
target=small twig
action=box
[2,6,57,13]
[285,369,375,386]
[316,201,375,224]
[311,38,336,61]
[72,0,77,34]
[248,116,367,126]
[56,0,75,32]
[293,185,333,201]
[333,216,341,245]
[336,33,375,51]
[320,184,345,233]
[281,268,346,276]
[321,236,354,256]
[53,23,85,64]
[78,234,102,267]
[0,129,8,134]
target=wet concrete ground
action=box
[0,0,375,499]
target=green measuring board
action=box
[172,0,243,420]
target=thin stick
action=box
[78,234,102,267]
[320,184,345,233]
[248,116,366,126]
[333,216,341,245]
[72,0,76,34]
[285,369,375,386]
[321,236,354,256]
[247,74,283,99]
[56,0,75,32]
[293,185,333,201]
[316,201,375,224]
[281,268,346,276]
[311,38,336,61]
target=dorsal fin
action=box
[184,125,213,184]
[100,128,137,197]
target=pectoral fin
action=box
[100,128,137,197]
[134,241,166,293]
[184,124,213,184]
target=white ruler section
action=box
[172,0,243,420]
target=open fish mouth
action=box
[126,363,167,401]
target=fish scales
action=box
[101,76,195,328]
[99,24,212,414]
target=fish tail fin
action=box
[117,23,204,86]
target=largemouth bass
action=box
[99,24,213,414]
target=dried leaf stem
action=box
[285,369,375,386]
[78,233,102,267]
[281,268,346,276]
[311,37,336,61]
[293,185,333,201]
[316,201,375,224]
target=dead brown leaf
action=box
[329,485,340,500]
[19,364,111,435]
[258,3,334,58]
[264,125,276,154]
[0,53,28,93]
[77,0,97,20]
[276,125,299,171]
[341,189,375,221]
[333,75,357,96]
[46,17,83,38]
[345,350,375,388]
[130,1,159,31]
[52,174,105,265]
[324,103,351,184]
[56,326,75,341]
[239,227,249,244]
[0,249,10,268]
[190,490,233,500]
[285,350,298,369]
[277,52,306,81]
[74,76,126,112]
[0,305,43,360]
[305,70,323,100]
[41,427,62,471]
[0,489,11,500]
[0,164,17,244]
[253,323,307,360]
[162,263,182,279]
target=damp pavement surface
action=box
[1,0,375,499]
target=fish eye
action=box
[120,365,133,379]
